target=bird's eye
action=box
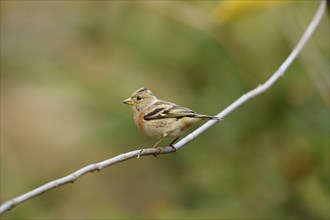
[136,96,142,101]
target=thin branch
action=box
[174,0,328,150]
[0,0,326,215]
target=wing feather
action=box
[143,100,217,121]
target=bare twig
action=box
[0,0,326,215]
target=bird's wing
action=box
[162,106,197,118]
[144,101,197,121]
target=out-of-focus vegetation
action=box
[1,1,329,219]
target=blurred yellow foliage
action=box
[214,0,292,23]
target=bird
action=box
[123,87,219,152]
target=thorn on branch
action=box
[137,149,144,158]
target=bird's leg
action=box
[153,137,164,158]
[153,138,163,148]
[169,136,180,153]
[153,132,174,157]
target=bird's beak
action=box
[123,97,134,106]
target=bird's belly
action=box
[138,118,199,139]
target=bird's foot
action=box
[153,145,163,158]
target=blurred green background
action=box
[1,1,329,219]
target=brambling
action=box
[123,87,219,151]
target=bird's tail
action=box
[195,115,221,120]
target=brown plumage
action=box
[123,87,219,149]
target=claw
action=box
[153,146,163,158]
